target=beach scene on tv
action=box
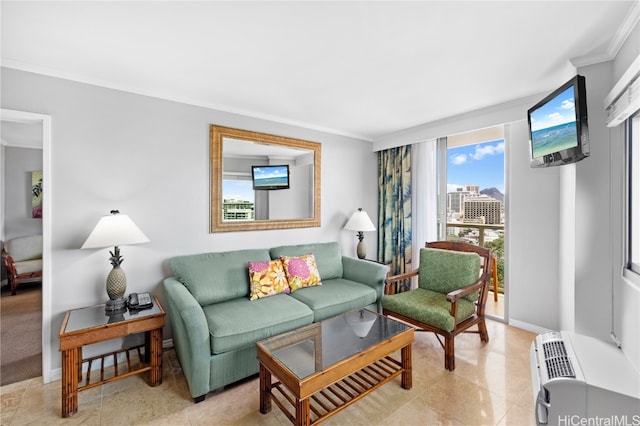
[253,165,289,189]
[529,86,579,159]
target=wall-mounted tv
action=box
[527,75,590,168]
[251,165,290,190]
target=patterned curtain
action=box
[377,145,412,277]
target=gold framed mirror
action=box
[210,124,321,233]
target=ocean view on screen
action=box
[531,121,578,158]
[253,166,288,188]
[254,176,289,187]
[529,85,579,159]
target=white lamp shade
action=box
[345,309,377,338]
[81,213,150,249]
[344,209,376,232]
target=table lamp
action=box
[81,210,150,311]
[344,309,377,338]
[344,208,376,259]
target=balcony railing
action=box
[445,222,504,294]
[445,222,503,247]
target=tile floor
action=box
[1,320,536,425]
[486,291,504,319]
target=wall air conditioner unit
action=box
[530,331,640,426]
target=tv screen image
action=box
[527,75,589,168]
[529,85,579,159]
[251,165,290,190]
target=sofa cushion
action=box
[270,242,343,280]
[381,288,476,332]
[281,254,322,292]
[169,249,271,306]
[203,295,313,354]
[248,259,290,300]
[14,259,43,275]
[288,278,377,322]
[5,235,42,262]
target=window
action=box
[222,179,255,221]
[437,127,506,320]
[628,112,640,275]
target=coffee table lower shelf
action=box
[263,355,406,425]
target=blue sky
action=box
[223,180,254,202]
[447,139,505,193]
[529,86,576,132]
[253,165,288,180]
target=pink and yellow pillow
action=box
[281,254,322,292]
[248,259,290,300]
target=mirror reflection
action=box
[210,125,321,233]
[223,138,314,221]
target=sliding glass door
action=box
[437,127,506,319]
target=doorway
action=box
[0,109,52,384]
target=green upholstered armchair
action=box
[382,241,492,370]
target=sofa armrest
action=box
[341,257,388,309]
[163,277,211,399]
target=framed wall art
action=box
[32,171,42,218]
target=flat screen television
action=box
[251,165,290,190]
[527,75,590,168]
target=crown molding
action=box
[571,1,640,68]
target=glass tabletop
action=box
[63,299,163,334]
[258,309,411,380]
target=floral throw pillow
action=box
[281,254,322,292]
[248,259,290,301]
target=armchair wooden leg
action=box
[444,335,455,371]
[478,320,489,343]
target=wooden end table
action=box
[58,295,165,417]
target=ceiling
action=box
[0,121,42,149]
[1,1,637,142]
[224,137,311,159]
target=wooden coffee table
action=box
[257,309,414,425]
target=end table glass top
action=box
[63,299,163,334]
[257,309,411,380]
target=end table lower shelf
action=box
[58,295,165,417]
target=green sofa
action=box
[162,242,388,402]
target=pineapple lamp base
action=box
[105,252,128,312]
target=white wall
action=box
[558,164,576,331]
[574,61,614,341]
[505,120,561,331]
[0,67,379,376]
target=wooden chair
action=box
[382,241,492,370]
[2,235,43,295]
